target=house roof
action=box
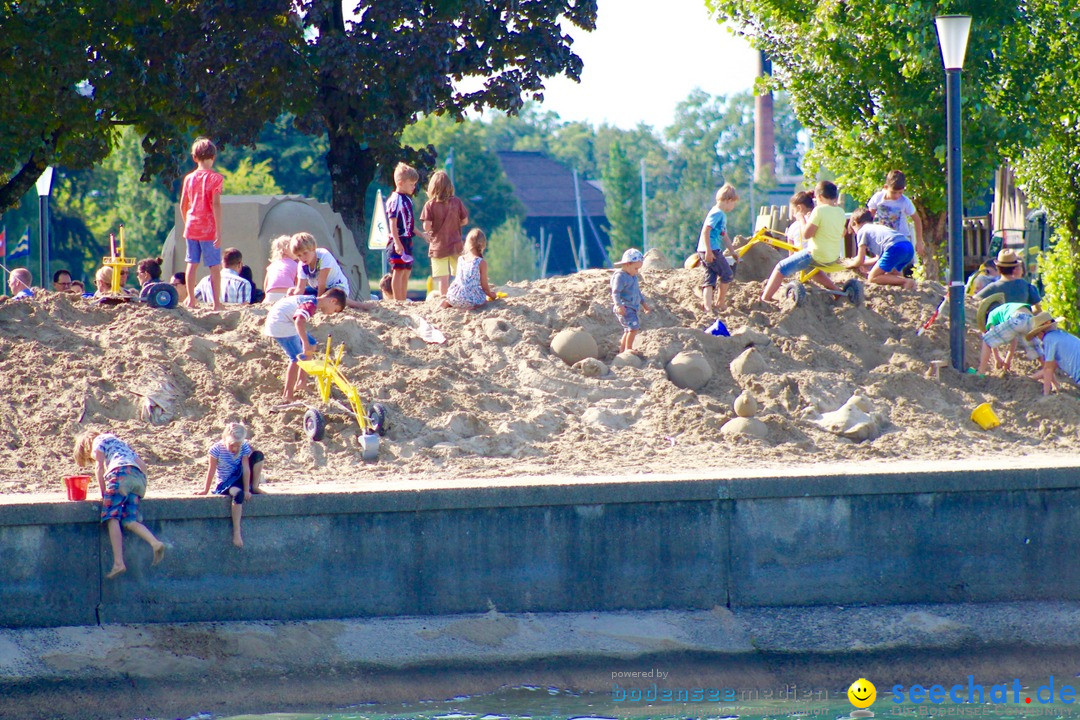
[496,151,606,218]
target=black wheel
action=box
[368,403,388,436]
[304,409,326,442]
[144,282,179,309]
[843,278,865,306]
[781,281,806,310]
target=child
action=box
[198,423,264,548]
[442,229,498,310]
[135,257,164,289]
[761,180,847,303]
[611,248,651,353]
[378,273,393,300]
[1027,313,1080,395]
[696,183,739,313]
[289,232,368,309]
[784,191,815,250]
[193,247,252,304]
[180,137,225,311]
[844,209,917,289]
[974,248,1043,310]
[263,288,347,400]
[170,272,188,305]
[867,170,925,261]
[977,294,1035,374]
[263,235,298,304]
[74,430,166,579]
[72,279,87,296]
[421,170,469,297]
[967,259,1000,295]
[385,162,425,301]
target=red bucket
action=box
[64,475,91,501]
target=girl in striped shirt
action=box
[198,423,264,548]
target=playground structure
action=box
[278,335,387,461]
[735,226,865,308]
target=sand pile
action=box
[2,262,1077,498]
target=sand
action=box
[2,247,1078,500]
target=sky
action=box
[536,0,760,131]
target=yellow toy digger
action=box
[735,226,865,308]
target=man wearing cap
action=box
[1027,313,1080,395]
[973,249,1042,310]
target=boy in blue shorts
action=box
[386,162,426,302]
[263,288,347,400]
[697,183,739,313]
[180,137,225,311]
[844,209,917,290]
[611,248,651,353]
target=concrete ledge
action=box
[1,463,1079,627]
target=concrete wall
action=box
[2,465,1079,628]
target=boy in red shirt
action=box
[180,137,225,311]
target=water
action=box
[198,684,1078,720]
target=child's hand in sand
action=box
[616,305,626,316]
[642,303,652,314]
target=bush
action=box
[1038,231,1080,333]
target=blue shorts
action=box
[276,332,318,362]
[877,240,915,273]
[185,239,222,267]
[699,251,734,286]
[777,249,815,277]
[388,237,414,270]
[616,306,640,331]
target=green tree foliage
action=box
[218,159,283,196]
[487,217,538,284]
[602,140,642,260]
[225,115,332,202]
[0,0,302,212]
[1038,240,1080,333]
[710,0,1022,277]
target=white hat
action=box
[614,248,644,266]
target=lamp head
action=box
[935,15,972,71]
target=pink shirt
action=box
[182,168,224,241]
[265,258,298,291]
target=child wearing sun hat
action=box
[1026,312,1080,395]
[611,248,652,353]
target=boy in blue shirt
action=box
[844,209,917,290]
[611,248,651,353]
[696,183,739,313]
[1027,313,1080,395]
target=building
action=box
[495,151,609,276]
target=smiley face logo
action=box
[848,678,877,709]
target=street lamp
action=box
[935,14,971,372]
[36,166,55,286]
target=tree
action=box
[602,140,642,259]
[218,159,283,196]
[0,1,302,212]
[710,0,1022,277]
[487,217,538,284]
[293,0,598,250]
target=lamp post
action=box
[36,166,55,286]
[935,14,971,372]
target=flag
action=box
[367,189,389,250]
[0,226,6,259]
[9,227,29,259]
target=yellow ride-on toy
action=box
[277,335,388,461]
[96,226,180,309]
[735,226,865,309]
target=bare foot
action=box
[904,277,917,290]
[105,565,126,580]
[233,534,244,549]
[212,304,226,312]
[152,542,165,566]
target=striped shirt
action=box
[209,441,251,484]
[193,268,252,304]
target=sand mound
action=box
[2,267,1077,497]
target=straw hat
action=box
[976,293,1006,332]
[1025,312,1062,341]
[996,249,1021,268]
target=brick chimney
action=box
[754,50,775,183]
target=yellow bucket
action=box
[971,402,1000,430]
